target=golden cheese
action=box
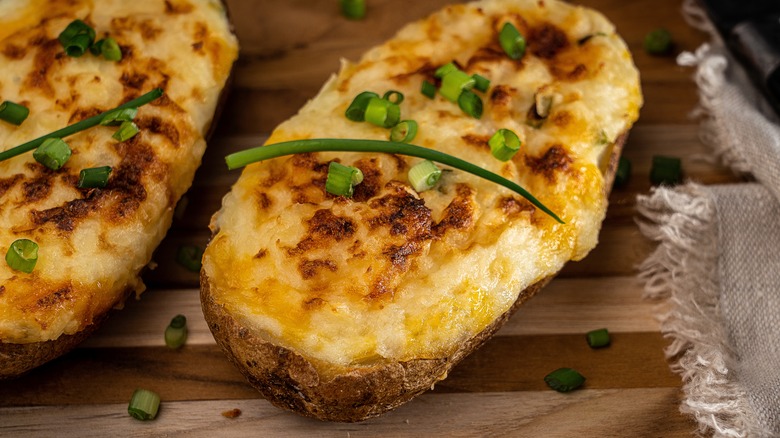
[0,0,237,343]
[204,0,641,370]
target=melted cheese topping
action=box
[204,0,641,370]
[0,0,237,343]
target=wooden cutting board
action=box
[1,0,737,435]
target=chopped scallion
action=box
[458,90,483,119]
[100,108,138,126]
[164,314,188,349]
[0,101,29,125]
[644,28,672,55]
[408,160,442,192]
[544,368,586,392]
[434,62,458,78]
[128,388,160,421]
[499,22,526,60]
[472,74,491,93]
[326,162,363,197]
[58,19,96,58]
[586,328,611,348]
[112,121,139,142]
[33,138,71,170]
[613,157,631,188]
[382,90,404,105]
[389,120,418,143]
[100,37,122,61]
[78,166,112,189]
[535,93,554,119]
[345,91,379,122]
[89,38,104,56]
[440,70,476,102]
[421,80,437,99]
[340,0,366,20]
[176,245,203,272]
[488,129,521,162]
[364,97,400,128]
[5,239,38,274]
[650,155,682,186]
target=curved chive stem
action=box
[112,121,139,142]
[345,91,379,122]
[0,88,163,164]
[499,22,526,60]
[408,160,442,192]
[489,129,521,162]
[326,162,363,197]
[340,0,366,20]
[458,90,483,119]
[0,101,30,125]
[225,139,564,223]
[33,138,72,170]
[544,367,586,392]
[176,245,203,272]
[164,314,188,349]
[78,166,112,189]
[128,388,160,421]
[586,328,611,348]
[389,120,418,143]
[5,238,39,273]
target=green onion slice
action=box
[33,138,72,170]
[389,120,418,143]
[408,160,442,192]
[544,368,586,392]
[100,108,138,126]
[535,93,554,119]
[440,70,476,102]
[345,91,379,122]
[326,162,363,197]
[225,139,564,223]
[89,38,104,56]
[488,129,521,162]
[364,97,401,128]
[0,88,163,164]
[340,0,366,20]
[472,74,491,93]
[64,33,93,57]
[382,90,404,105]
[164,314,188,349]
[58,20,96,58]
[499,22,526,60]
[434,62,458,78]
[458,90,483,119]
[176,245,203,272]
[5,239,38,274]
[78,166,112,189]
[0,101,30,126]
[421,80,437,99]
[650,155,682,186]
[100,37,122,61]
[613,156,631,188]
[586,328,611,348]
[128,388,160,421]
[112,121,140,142]
[644,28,672,55]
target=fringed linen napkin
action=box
[637,2,780,437]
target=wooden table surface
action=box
[1,0,736,436]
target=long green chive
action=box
[440,70,475,102]
[340,0,366,20]
[434,62,458,78]
[176,245,203,272]
[382,90,404,105]
[164,314,188,349]
[100,37,122,61]
[586,328,611,348]
[421,80,436,99]
[650,155,682,186]
[364,97,400,128]
[128,388,160,421]
[112,121,139,142]
[78,166,112,189]
[225,139,564,223]
[499,22,526,60]
[33,138,71,170]
[100,108,138,126]
[0,101,30,125]
[389,120,418,143]
[544,368,586,392]
[488,129,521,162]
[408,160,441,192]
[326,162,363,197]
[5,239,38,274]
[345,91,379,122]
[472,74,491,93]
[644,28,672,55]
[0,88,163,164]
[613,157,631,188]
[58,19,96,57]
[458,90,483,119]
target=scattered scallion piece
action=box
[499,22,526,60]
[421,80,437,99]
[644,28,672,55]
[0,88,163,164]
[535,93,554,119]
[176,245,203,272]
[434,62,458,78]
[326,162,363,197]
[100,108,138,126]
[488,129,521,162]
[5,239,38,274]
[89,38,104,56]
[112,120,140,142]
[586,328,611,348]
[472,74,491,93]
[650,155,682,186]
[0,101,29,126]
[33,138,71,170]
[613,157,631,188]
[99,37,122,61]
[408,160,442,192]
[440,70,476,102]
[78,166,112,189]
[225,139,564,223]
[340,0,366,20]
[382,90,404,105]
[544,368,586,392]
[389,120,418,143]
[458,90,483,119]
[58,19,96,57]
[345,91,379,122]
[164,314,188,349]
[364,97,400,128]
[128,389,160,421]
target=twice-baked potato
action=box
[202,0,641,421]
[0,0,238,378]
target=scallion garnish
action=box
[586,328,611,348]
[440,70,476,102]
[58,19,96,58]
[78,166,112,189]
[340,0,366,20]
[176,245,203,272]
[33,138,71,170]
[225,139,564,223]
[364,97,401,128]
[458,90,483,119]
[613,157,631,188]
[650,155,682,186]
[472,74,491,93]
[128,388,160,421]
[326,162,363,197]
[644,28,672,55]
[488,129,521,162]
[99,37,122,61]
[0,101,29,125]
[5,239,38,274]
[382,90,404,105]
[408,160,442,192]
[345,91,379,122]
[434,62,458,78]
[544,368,586,392]
[389,120,418,143]
[0,88,163,164]
[499,22,526,60]
[421,80,437,99]
[100,108,138,126]
[164,314,188,349]
[112,120,139,142]
[535,93,554,119]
